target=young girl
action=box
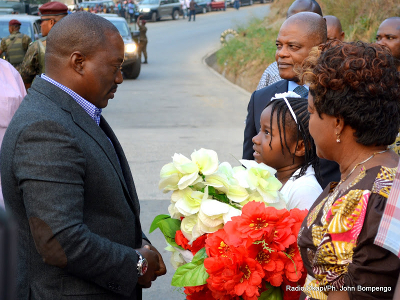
[252,92,322,210]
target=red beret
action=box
[9,19,21,26]
[39,1,68,16]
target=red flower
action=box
[175,230,191,250]
[184,285,215,300]
[283,243,304,283]
[248,244,285,273]
[281,271,307,300]
[225,201,286,243]
[205,229,235,258]
[191,234,208,255]
[270,227,296,251]
[289,208,308,237]
[205,246,264,300]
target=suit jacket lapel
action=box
[31,78,134,209]
[100,117,140,214]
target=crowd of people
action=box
[0,0,399,299]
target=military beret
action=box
[39,1,68,16]
[9,19,21,26]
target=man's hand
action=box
[136,240,167,288]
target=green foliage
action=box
[216,18,277,76]
[149,214,183,249]
[259,283,282,300]
[171,248,209,287]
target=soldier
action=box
[137,15,148,64]
[19,1,68,89]
[0,19,31,68]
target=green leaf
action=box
[192,247,207,262]
[165,236,183,250]
[171,250,209,287]
[149,214,171,233]
[259,284,282,300]
[157,218,181,238]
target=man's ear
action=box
[294,139,306,157]
[70,51,85,75]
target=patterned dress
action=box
[298,165,400,300]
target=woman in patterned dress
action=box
[297,41,400,300]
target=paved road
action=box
[102,4,271,299]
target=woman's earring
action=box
[336,133,341,143]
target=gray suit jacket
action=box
[0,77,146,299]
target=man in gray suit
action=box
[0,12,166,299]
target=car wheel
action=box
[123,60,141,79]
[172,9,179,19]
[151,12,157,22]
[202,6,206,13]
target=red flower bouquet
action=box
[151,149,308,300]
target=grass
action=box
[216,0,400,91]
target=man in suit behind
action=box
[243,12,340,188]
[0,12,166,299]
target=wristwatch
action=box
[135,250,148,277]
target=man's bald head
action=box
[46,12,119,65]
[287,0,322,18]
[283,12,327,45]
[276,12,327,81]
[376,17,400,61]
[325,15,345,41]
[45,12,124,109]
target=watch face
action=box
[142,258,148,275]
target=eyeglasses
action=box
[38,18,55,25]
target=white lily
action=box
[172,153,202,190]
[159,162,182,193]
[174,187,208,216]
[165,242,193,270]
[168,203,183,219]
[180,214,199,241]
[233,160,282,203]
[191,148,219,175]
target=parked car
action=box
[79,1,116,11]
[210,0,225,10]
[194,0,211,14]
[0,15,41,43]
[137,0,181,22]
[99,14,141,79]
[226,0,253,7]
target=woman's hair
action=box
[266,97,319,179]
[301,41,400,146]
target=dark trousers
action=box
[188,9,195,21]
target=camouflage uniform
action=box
[0,31,31,68]
[19,37,46,85]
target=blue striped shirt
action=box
[41,74,102,126]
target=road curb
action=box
[202,48,251,97]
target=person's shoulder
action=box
[371,165,398,198]
[254,79,287,98]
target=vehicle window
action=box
[108,19,130,37]
[0,21,33,40]
[140,0,159,4]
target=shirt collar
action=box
[41,74,102,126]
[288,80,309,93]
